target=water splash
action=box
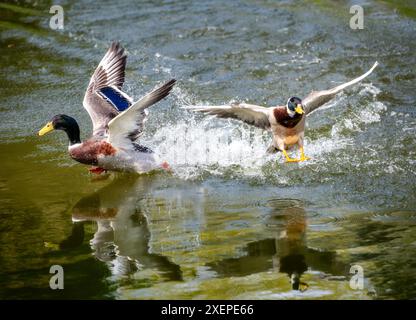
[143,83,386,181]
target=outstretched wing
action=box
[83,42,133,137]
[107,79,176,149]
[185,103,271,129]
[303,62,379,115]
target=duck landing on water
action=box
[186,62,379,163]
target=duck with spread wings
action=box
[187,62,378,163]
[38,42,175,173]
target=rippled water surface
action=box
[1,0,415,299]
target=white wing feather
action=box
[107,79,176,149]
[303,62,379,115]
[185,103,271,129]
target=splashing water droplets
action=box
[143,83,386,181]
[331,84,386,138]
[151,115,271,179]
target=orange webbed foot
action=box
[161,161,172,172]
[89,167,107,174]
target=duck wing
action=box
[107,79,176,149]
[83,42,133,137]
[303,61,378,115]
[185,103,271,129]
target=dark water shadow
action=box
[207,199,347,290]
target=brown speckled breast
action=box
[69,139,117,165]
[273,107,304,128]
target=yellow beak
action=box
[295,104,304,115]
[38,122,54,136]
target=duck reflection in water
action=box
[59,176,182,281]
[207,199,346,291]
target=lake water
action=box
[0,0,415,299]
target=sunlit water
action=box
[0,0,415,299]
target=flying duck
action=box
[38,42,176,173]
[186,62,378,163]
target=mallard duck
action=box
[38,42,176,173]
[186,62,378,162]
